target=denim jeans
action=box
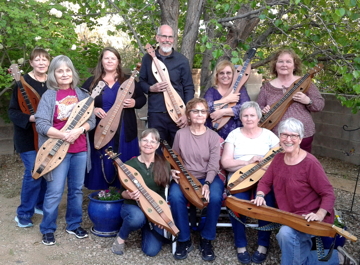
[119,204,163,257]
[168,176,224,242]
[40,152,86,234]
[276,225,339,265]
[230,189,276,248]
[17,151,47,221]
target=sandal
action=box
[111,237,125,255]
[337,246,358,265]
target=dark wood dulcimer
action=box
[259,64,323,130]
[94,63,141,150]
[145,43,186,124]
[32,82,105,179]
[9,64,41,150]
[105,148,179,236]
[212,47,256,130]
[161,139,208,209]
[225,196,357,241]
[227,146,283,194]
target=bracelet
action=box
[256,194,264,198]
[204,181,211,186]
[80,127,86,134]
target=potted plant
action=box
[87,187,124,237]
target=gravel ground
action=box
[0,154,359,265]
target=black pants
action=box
[148,112,179,147]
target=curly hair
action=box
[269,48,303,77]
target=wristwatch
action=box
[307,99,313,106]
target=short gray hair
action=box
[46,55,79,91]
[278,118,304,139]
[239,101,262,120]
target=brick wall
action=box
[312,93,360,165]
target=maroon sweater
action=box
[258,152,335,224]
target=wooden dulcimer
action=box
[259,64,323,130]
[227,146,283,194]
[161,139,208,209]
[94,63,141,149]
[9,64,41,150]
[225,196,357,242]
[105,148,179,236]
[32,82,105,179]
[212,47,256,130]
[145,43,186,124]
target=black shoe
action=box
[66,227,88,239]
[199,237,215,261]
[42,233,56,246]
[237,251,251,264]
[174,240,194,260]
[252,250,268,264]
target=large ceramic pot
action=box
[88,191,124,237]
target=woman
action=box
[9,48,49,227]
[168,98,224,262]
[257,48,324,153]
[204,60,250,140]
[83,47,146,190]
[35,55,95,246]
[221,101,279,264]
[111,128,170,256]
[254,118,357,265]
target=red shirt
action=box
[257,152,335,224]
[54,88,87,153]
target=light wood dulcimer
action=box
[225,196,357,242]
[94,63,141,150]
[259,64,323,130]
[212,47,256,130]
[9,64,41,150]
[105,148,179,237]
[161,139,208,209]
[227,146,283,194]
[145,43,186,124]
[32,82,105,179]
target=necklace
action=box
[32,71,47,87]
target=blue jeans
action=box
[119,204,163,257]
[230,189,276,248]
[276,225,339,265]
[168,176,224,242]
[17,151,47,221]
[40,152,86,234]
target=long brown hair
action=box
[90,47,125,91]
[140,128,170,187]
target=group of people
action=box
[9,24,357,265]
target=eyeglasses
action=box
[141,139,158,145]
[280,133,300,140]
[218,71,232,76]
[158,34,174,40]
[190,109,208,115]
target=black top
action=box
[82,76,146,142]
[8,74,47,153]
[139,48,195,113]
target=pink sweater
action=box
[257,152,335,224]
[173,127,220,183]
[257,82,324,138]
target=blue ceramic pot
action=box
[88,191,124,237]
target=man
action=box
[139,24,195,147]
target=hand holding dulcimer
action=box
[225,196,357,242]
[145,43,186,124]
[94,63,141,150]
[259,64,323,130]
[9,64,41,150]
[227,146,283,194]
[212,47,256,130]
[32,82,106,179]
[105,148,179,236]
[161,139,208,209]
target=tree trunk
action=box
[180,0,205,67]
[158,0,180,49]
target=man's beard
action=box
[160,43,173,53]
